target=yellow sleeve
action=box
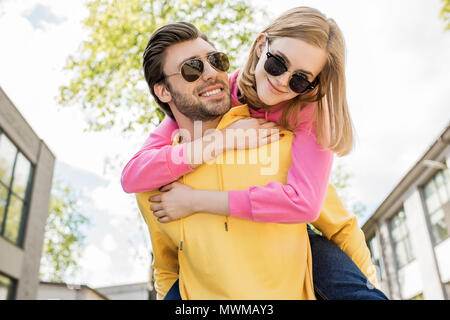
[311,184,379,288]
[136,192,179,300]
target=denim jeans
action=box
[164,226,388,300]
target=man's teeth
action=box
[201,88,221,97]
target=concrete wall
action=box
[397,261,423,299]
[404,189,445,299]
[435,238,450,284]
[0,87,55,299]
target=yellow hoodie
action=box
[136,104,378,300]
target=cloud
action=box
[89,179,138,219]
[101,234,118,252]
[23,3,66,30]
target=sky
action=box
[0,0,449,288]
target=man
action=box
[135,22,384,300]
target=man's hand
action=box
[148,182,196,223]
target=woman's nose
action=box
[275,72,291,88]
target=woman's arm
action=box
[151,105,333,224]
[121,116,192,193]
[121,116,280,194]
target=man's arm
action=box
[311,184,379,288]
[136,192,179,300]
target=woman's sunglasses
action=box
[264,38,319,94]
[164,52,230,82]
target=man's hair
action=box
[143,22,213,119]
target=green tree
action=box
[58,0,266,133]
[39,179,90,283]
[441,0,450,30]
[330,161,367,219]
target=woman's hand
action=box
[222,118,284,150]
[148,182,196,223]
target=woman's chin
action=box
[257,82,289,106]
[258,92,282,107]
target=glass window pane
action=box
[0,274,13,300]
[431,209,448,244]
[444,169,450,196]
[11,153,31,199]
[0,135,17,187]
[394,241,408,268]
[435,172,449,204]
[4,195,24,244]
[368,236,379,259]
[390,209,414,268]
[0,184,8,233]
[368,236,384,281]
[424,181,441,213]
[406,237,415,260]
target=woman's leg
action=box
[163,279,181,300]
[307,226,388,300]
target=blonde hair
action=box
[238,6,354,156]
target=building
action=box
[96,282,155,300]
[96,258,157,300]
[39,282,108,300]
[37,281,154,300]
[37,281,108,300]
[363,124,450,300]
[0,87,55,299]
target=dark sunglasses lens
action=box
[208,52,230,72]
[264,55,286,76]
[290,74,311,94]
[181,59,203,82]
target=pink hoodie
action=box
[121,70,333,223]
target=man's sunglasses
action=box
[264,38,319,94]
[164,52,230,82]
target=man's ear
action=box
[255,33,266,59]
[154,82,172,103]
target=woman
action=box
[123,7,387,300]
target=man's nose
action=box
[201,59,219,81]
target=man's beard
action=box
[167,81,231,121]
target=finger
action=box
[159,183,174,192]
[149,194,162,202]
[259,121,278,129]
[150,203,164,212]
[259,127,283,137]
[260,133,284,146]
[153,209,166,218]
[158,216,172,223]
[256,118,268,124]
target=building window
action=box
[389,208,415,269]
[0,273,16,300]
[0,131,33,246]
[423,169,450,245]
[367,234,385,282]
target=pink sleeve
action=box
[121,117,193,193]
[228,105,333,223]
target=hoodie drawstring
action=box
[179,175,186,251]
[216,157,229,232]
